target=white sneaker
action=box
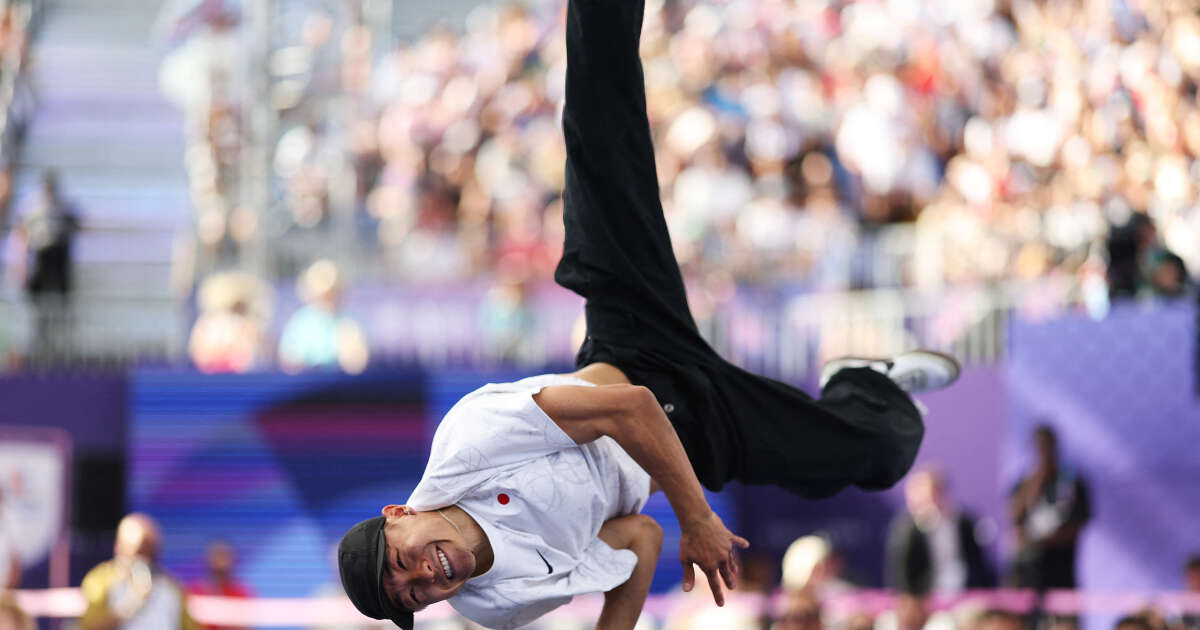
[819,350,961,394]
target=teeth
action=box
[437,549,453,579]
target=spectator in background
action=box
[875,594,958,630]
[1187,554,1200,591]
[886,467,995,596]
[975,610,1025,630]
[79,513,199,630]
[189,541,252,630]
[1107,213,1158,300]
[1135,609,1171,630]
[0,311,11,370]
[782,536,855,600]
[278,259,369,374]
[1180,555,1200,630]
[0,594,32,630]
[1146,251,1190,299]
[1009,425,1092,591]
[189,272,268,373]
[0,487,18,589]
[776,590,824,630]
[1107,213,1191,301]
[478,270,540,366]
[1115,617,1154,630]
[12,170,81,360]
[892,595,930,630]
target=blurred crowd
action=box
[0,0,36,367]
[0,0,32,217]
[233,0,1200,299]
[158,0,1200,306]
[187,258,370,373]
[149,0,1200,373]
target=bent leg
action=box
[594,343,923,497]
[723,365,925,498]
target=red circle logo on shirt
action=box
[497,493,510,505]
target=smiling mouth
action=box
[436,547,454,581]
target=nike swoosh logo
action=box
[536,549,553,574]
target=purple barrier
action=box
[1007,303,1200,630]
[0,372,126,451]
[1007,303,1200,591]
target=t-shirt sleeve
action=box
[409,383,580,509]
[571,537,639,592]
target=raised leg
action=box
[554,0,702,348]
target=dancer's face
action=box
[378,505,475,611]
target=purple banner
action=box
[0,373,126,451]
[1007,303,1200,591]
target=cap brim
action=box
[373,525,415,630]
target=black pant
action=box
[553,0,923,499]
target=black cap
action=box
[338,516,413,630]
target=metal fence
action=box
[0,279,1086,375]
[0,293,180,367]
[698,283,1033,382]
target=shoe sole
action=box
[898,349,961,385]
[821,349,962,389]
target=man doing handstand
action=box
[337,2,959,628]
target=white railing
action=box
[0,293,181,366]
[699,278,1083,381]
[0,278,1089,373]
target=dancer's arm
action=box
[596,514,662,630]
[534,384,749,606]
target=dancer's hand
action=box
[678,510,749,606]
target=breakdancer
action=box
[338,1,959,628]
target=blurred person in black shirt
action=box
[1107,213,1191,301]
[13,170,81,358]
[885,467,995,596]
[1009,425,1091,590]
[1107,213,1156,300]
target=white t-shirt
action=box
[925,513,967,595]
[108,571,185,630]
[406,374,652,629]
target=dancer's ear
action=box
[381,504,416,519]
